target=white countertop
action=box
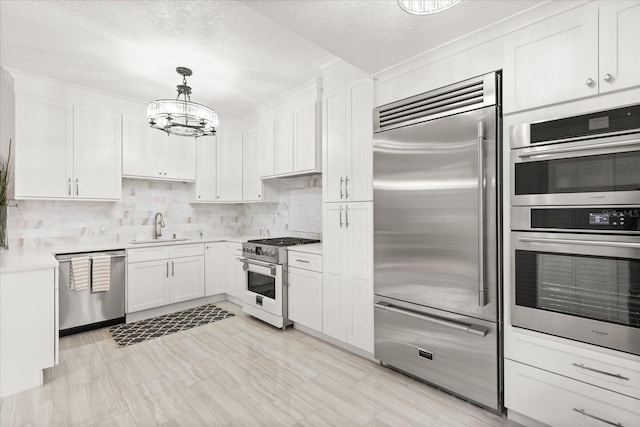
[0,234,265,274]
[287,242,323,255]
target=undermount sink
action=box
[130,238,191,244]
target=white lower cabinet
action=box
[288,251,322,332]
[224,243,244,299]
[127,244,204,313]
[322,202,373,353]
[506,359,640,427]
[204,242,226,296]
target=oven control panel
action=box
[527,207,640,232]
[242,244,280,263]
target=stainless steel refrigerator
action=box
[373,72,502,412]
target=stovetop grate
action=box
[246,237,320,247]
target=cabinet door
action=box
[14,94,73,199]
[122,115,162,178]
[194,137,217,201]
[224,244,244,299]
[242,128,262,202]
[163,135,196,181]
[503,4,599,113]
[73,106,122,199]
[293,102,318,173]
[204,243,225,296]
[323,91,346,203]
[599,1,640,93]
[216,132,243,201]
[274,112,294,175]
[322,204,347,341]
[169,256,205,303]
[346,79,374,202]
[259,117,275,178]
[127,260,170,312]
[288,267,322,331]
[345,202,374,352]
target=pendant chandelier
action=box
[397,0,462,15]
[147,67,218,138]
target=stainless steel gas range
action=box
[240,237,320,328]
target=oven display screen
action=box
[255,246,263,255]
[589,213,610,225]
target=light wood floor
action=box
[1,302,520,426]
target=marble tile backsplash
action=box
[6,175,322,249]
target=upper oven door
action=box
[511,231,640,355]
[511,131,640,206]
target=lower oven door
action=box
[511,231,640,355]
[240,258,283,317]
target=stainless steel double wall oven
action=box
[510,103,640,356]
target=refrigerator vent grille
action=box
[377,78,485,131]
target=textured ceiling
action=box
[1,0,542,118]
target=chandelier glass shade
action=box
[397,0,462,15]
[147,67,218,138]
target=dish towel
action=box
[91,255,112,292]
[70,256,90,291]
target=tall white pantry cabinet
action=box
[321,59,375,354]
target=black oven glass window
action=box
[247,271,276,299]
[515,250,640,328]
[515,151,640,195]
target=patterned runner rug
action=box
[108,303,234,347]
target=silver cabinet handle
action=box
[295,259,310,263]
[166,261,169,277]
[339,206,344,228]
[375,302,489,337]
[603,73,614,82]
[75,178,79,196]
[339,177,344,199]
[477,122,486,307]
[585,78,596,87]
[68,178,71,196]
[572,363,630,381]
[171,260,174,277]
[517,138,640,159]
[345,205,350,228]
[518,236,640,249]
[573,408,624,427]
[344,176,349,199]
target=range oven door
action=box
[511,231,640,355]
[240,258,283,317]
[511,131,640,206]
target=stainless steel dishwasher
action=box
[56,249,126,335]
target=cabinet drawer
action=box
[505,330,640,399]
[288,252,322,272]
[171,243,204,258]
[127,246,172,263]
[505,360,640,427]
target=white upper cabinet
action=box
[323,61,373,203]
[259,79,321,179]
[192,136,217,202]
[122,114,196,181]
[599,1,640,94]
[242,127,262,202]
[216,128,243,202]
[14,80,122,201]
[503,1,640,113]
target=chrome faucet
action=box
[154,212,165,239]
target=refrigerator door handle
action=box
[477,121,487,306]
[374,302,489,337]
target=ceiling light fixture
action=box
[147,67,218,138]
[397,0,462,15]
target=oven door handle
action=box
[239,258,277,275]
[517,138,640,159]
[375,302,489,337]
[518,236,640,249]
